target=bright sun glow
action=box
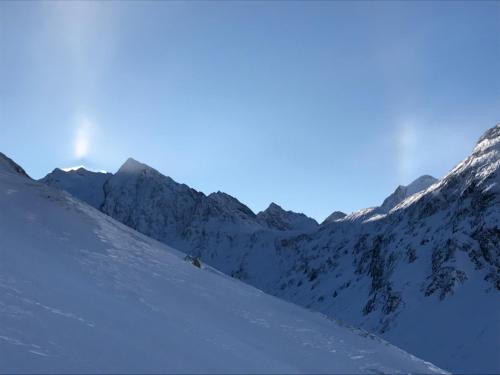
[74,117,93,159]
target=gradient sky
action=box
[0,1,499,221]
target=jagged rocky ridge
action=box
[40,124,500,373]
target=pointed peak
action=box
[111,158,186,192]
[122,157,143,167]
[410,174,437,184]
[477,123,500,144]
[266,202,284,211]
[405,175,438,196]
[474,124,500,153]
[380,174,438,212]
[208,191,239,205]
[322,211,347,225]
[208,191,256,218]
[118,157,153,174]
[209,190,230,198]
[258,202,318,231]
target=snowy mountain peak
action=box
[113,157,188,191]
[0,152,30,178]
[258,202,318,231]
[265,202,285,212]
[209,190,240,203]
[380,174,437,212]
[39,167,112,209]
[405,175,438,195]
[474,123,500,154]
[208,191,256,218]
[118,157,154,174]
[322,211,347,225]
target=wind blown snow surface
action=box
[0,159,445,373]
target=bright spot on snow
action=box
[62,165,107,173]
[62,165,86,172]
[74,117,94,159]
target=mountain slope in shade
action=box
[0,156,445,374]
[322,211,347,225]
[270,124,500,373]
[380,175,438,213]
[257,202,318,231]
[39,167,112,209]
[39,124,500,373]
[325,175,438,224]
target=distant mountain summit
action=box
[380,175,438,212]
[320,175,438,225]
[39,124,500,373]
[40,167,111,209]
[208,191,257,220]
[257,202,318,231]
[118,157,150,173]
[322,211,347,224]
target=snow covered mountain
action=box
[380,175,438,213]
[0,152,30,178]
[40,124,500,373]
[322,175,439,225]
[257,202,319,231]
[0,154,445,374]
[269,124,500,373]
[40,167,112,209]
[322,211,347,225]
[41,158,316,281]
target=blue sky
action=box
[0,1,498,221]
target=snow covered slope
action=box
[39,124,500,373]
[40,167,111,209]
[270,124,500,373]
[322,211,347,225]
[325,175,438,224]
[0,152,30,178]
[40,161,315,290]
[380,175,438,213]
[0,155,445,374]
